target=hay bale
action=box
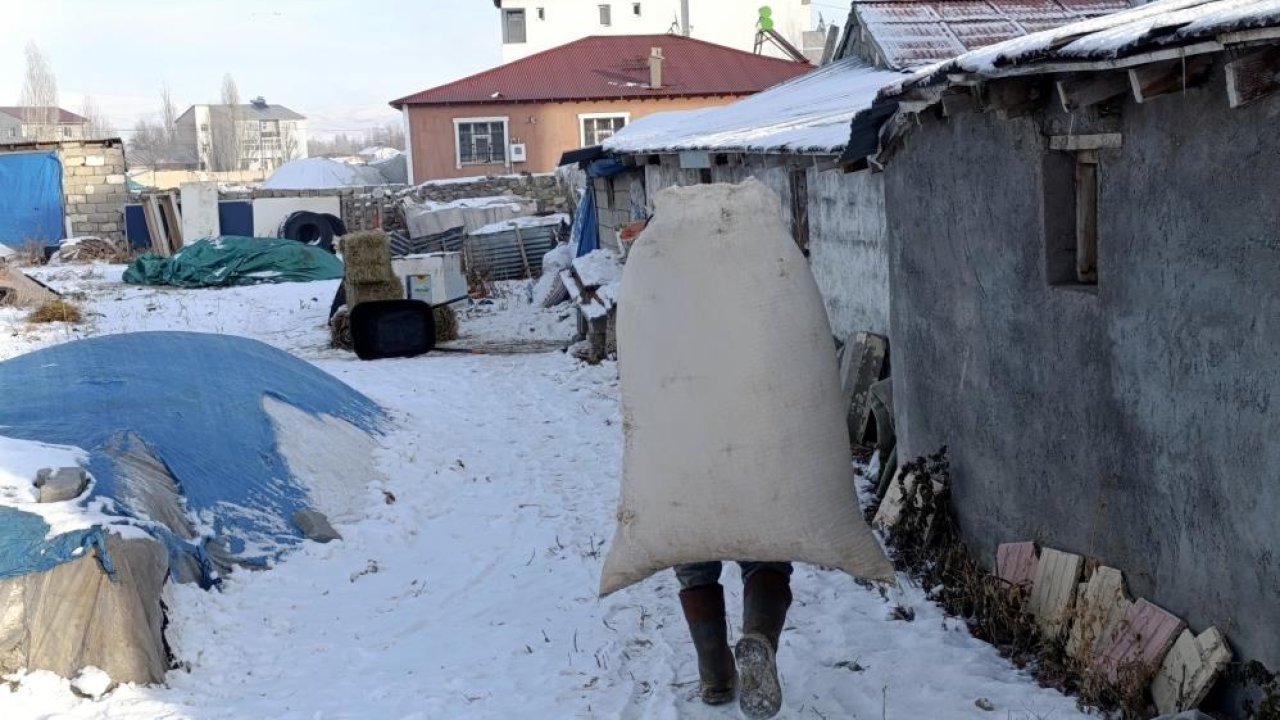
[339,231,402,308]
[433,305,458,343]
[340,231,398,286]
[329,306,353,350]
[28,299,83,324]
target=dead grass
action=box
[28,299,84,324]
[878,449,1157,719]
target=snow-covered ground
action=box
[0,264,1087,719]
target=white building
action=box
[494,0,816,63]
[175,98,308,172]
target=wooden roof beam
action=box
[1128,55,1214,103]
[1056,72,1129,112]
[1225,44,1280,108]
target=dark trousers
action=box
[674,561,793,590]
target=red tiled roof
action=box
[858,0,1132,68]
[0,106,89,123]
[390,34,812,107]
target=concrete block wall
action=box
[59,142,128,241]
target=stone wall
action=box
[59,141,128,241]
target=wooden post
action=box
[1074,150,1099,284]
[513,225,533,279]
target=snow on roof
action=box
[882,0,1280,92]
[470,213,569,236]
[853,0,1131,70]
[604,57,908,156]
[262,157,387,190]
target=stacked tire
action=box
[277,212,347,253]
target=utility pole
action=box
[680,0,690,35]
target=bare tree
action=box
[211,74,243,171]
[79,96,110,140]
[159,84,178,148]
[20,42,59,141]
[127,119,169,167]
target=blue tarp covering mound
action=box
[0,332,385,586]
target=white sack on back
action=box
[599,179,895,596]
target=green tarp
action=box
[123,237,343,288]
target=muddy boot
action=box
[678,583,736,705]
[736,569,793,719]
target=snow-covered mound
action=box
[263,157,388,189]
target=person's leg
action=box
[674,562,736,705]
[735,562,793,720]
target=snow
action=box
[471,213,570,236]
[572,248,622,289]
[69,668,112,700]
[0,264,1090,719]
[263,157,388,190]
[604,58,908,156]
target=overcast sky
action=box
[0,1,501,139]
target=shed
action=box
[841,0,1280,694]
[0,138,128,250]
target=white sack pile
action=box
[599,179,894,596]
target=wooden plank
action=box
[143,196,169,257]
[512,226,533,279]
[841,332,888,446]
[1100,598,1186,683]
[1128,55,1213,104]
[1225,45,1280,108]
[1151,627,1232,714]
[995,542,1038,587]
[1066,566,1130,666]
[1057,72,1129,112]
[1049,133,1123,151]
[1027,548,1083,639]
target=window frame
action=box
[1043,148,1100,288]
[599,3,612,26]
[454,116,510,168]
[633,2,642,16]
[503,8,527,43]
[578,112,630,147]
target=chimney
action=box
[649,47,664,89]
[680,0,690,36]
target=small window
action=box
[456,119,507,165]
[581,115,627,146]
[1044,149,1099,287]
[789,168,810,255]
[61,126,72,138]
[599,4,612,26]
[633,2,642,15]
[5,128,15,138]
[537,7,545,20]
[503,9,527,43]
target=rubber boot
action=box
[736,569,793,719]
[678,583,736,705]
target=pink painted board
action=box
[1101,598,1186,682]
[996,541,1038,586]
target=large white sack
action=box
[599,179,895,596]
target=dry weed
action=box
[28,299,83,324]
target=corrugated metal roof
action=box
[390,34,812,107]
[0,107,89,123]
[859,0,1132,68]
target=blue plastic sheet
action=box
[0,332,385,586]
[571,159,629,257]
[0,151,64,249]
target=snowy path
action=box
[0,268,1086,719]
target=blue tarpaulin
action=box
[0,152,64,249]
[570,159,629,258]
[0,332,385,586]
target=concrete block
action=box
[1027,547,1083,639]
[62,156,85,167]
[293,509,341,543]
[1151,627,1231,714]
[83,185,96,195]
[1101,598,1185,683]
[1066,565,1130,665]
[995,541,1038,586]
[85,155,105,167]
[35,467,89,503]
[105,174,125,185]
[59,146,84,157]
[66,194,86,205]
[99,223,120,233]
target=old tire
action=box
[278,211,336,253]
